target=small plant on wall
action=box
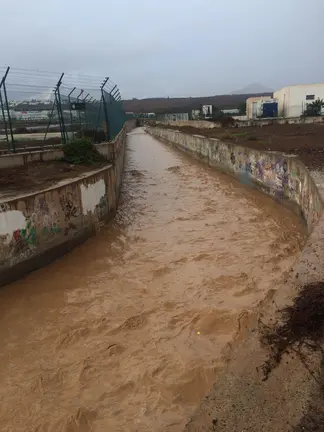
[62,138,105,165]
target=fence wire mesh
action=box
[0,67,128,153]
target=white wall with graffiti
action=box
[0,166,116,280]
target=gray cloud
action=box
[1,0,323,98]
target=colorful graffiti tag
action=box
[16,215,37,247]
[59,191,80,236]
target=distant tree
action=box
[303,98,324,117]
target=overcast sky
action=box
[1,0,323,99]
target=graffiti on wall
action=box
[59,190,79,236]
[4,191,77,265]
[9,214,37,265]
[60,192,79,221]
[0,203,10,213]
[35,197,61,237]
[15,215,37,246]
[0,165,116,270]
[230,150,323,227]
[229,149,297,202]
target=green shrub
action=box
[62,138,104,165]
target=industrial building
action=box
[274,83,324,117]
[246,96,273,119]
[246,83,324,119]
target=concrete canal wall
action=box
[147,126,323,233]
[153,116,324,130]
[0,120,135,286]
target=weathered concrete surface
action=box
[0,166,115,286]
[0,120,135,286]
[147,127,323,232]
[146,126,324,431]
[154,115,324,130]
[156,120,221,129]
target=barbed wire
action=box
[0,66,121,102]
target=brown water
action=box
[0,128,305,432]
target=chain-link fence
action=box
[0,67,128,153]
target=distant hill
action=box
[231,83,273,95]
[123,92,273,114]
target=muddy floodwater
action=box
[0,128,306,431]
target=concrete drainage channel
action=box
[1,122,324,430]
[146,126,324,431]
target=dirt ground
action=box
[0,137,61,153]
[0,160,107,200]
[158,123,324,170]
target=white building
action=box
[12,110,51,121]
[201,105,213,118]
[274,83,324,118]
[157,112,189,121]
[221,108,240,115]
[191,109,200,120]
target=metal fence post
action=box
[83,93,90,129]
[101,77,110,141]
[91,100,101,143]
[0,88,9,148]
[76,89,84,135]
[0,67,14,152]
[68,87,76,131]
[42,97,56,148]
[55,73,67,145]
